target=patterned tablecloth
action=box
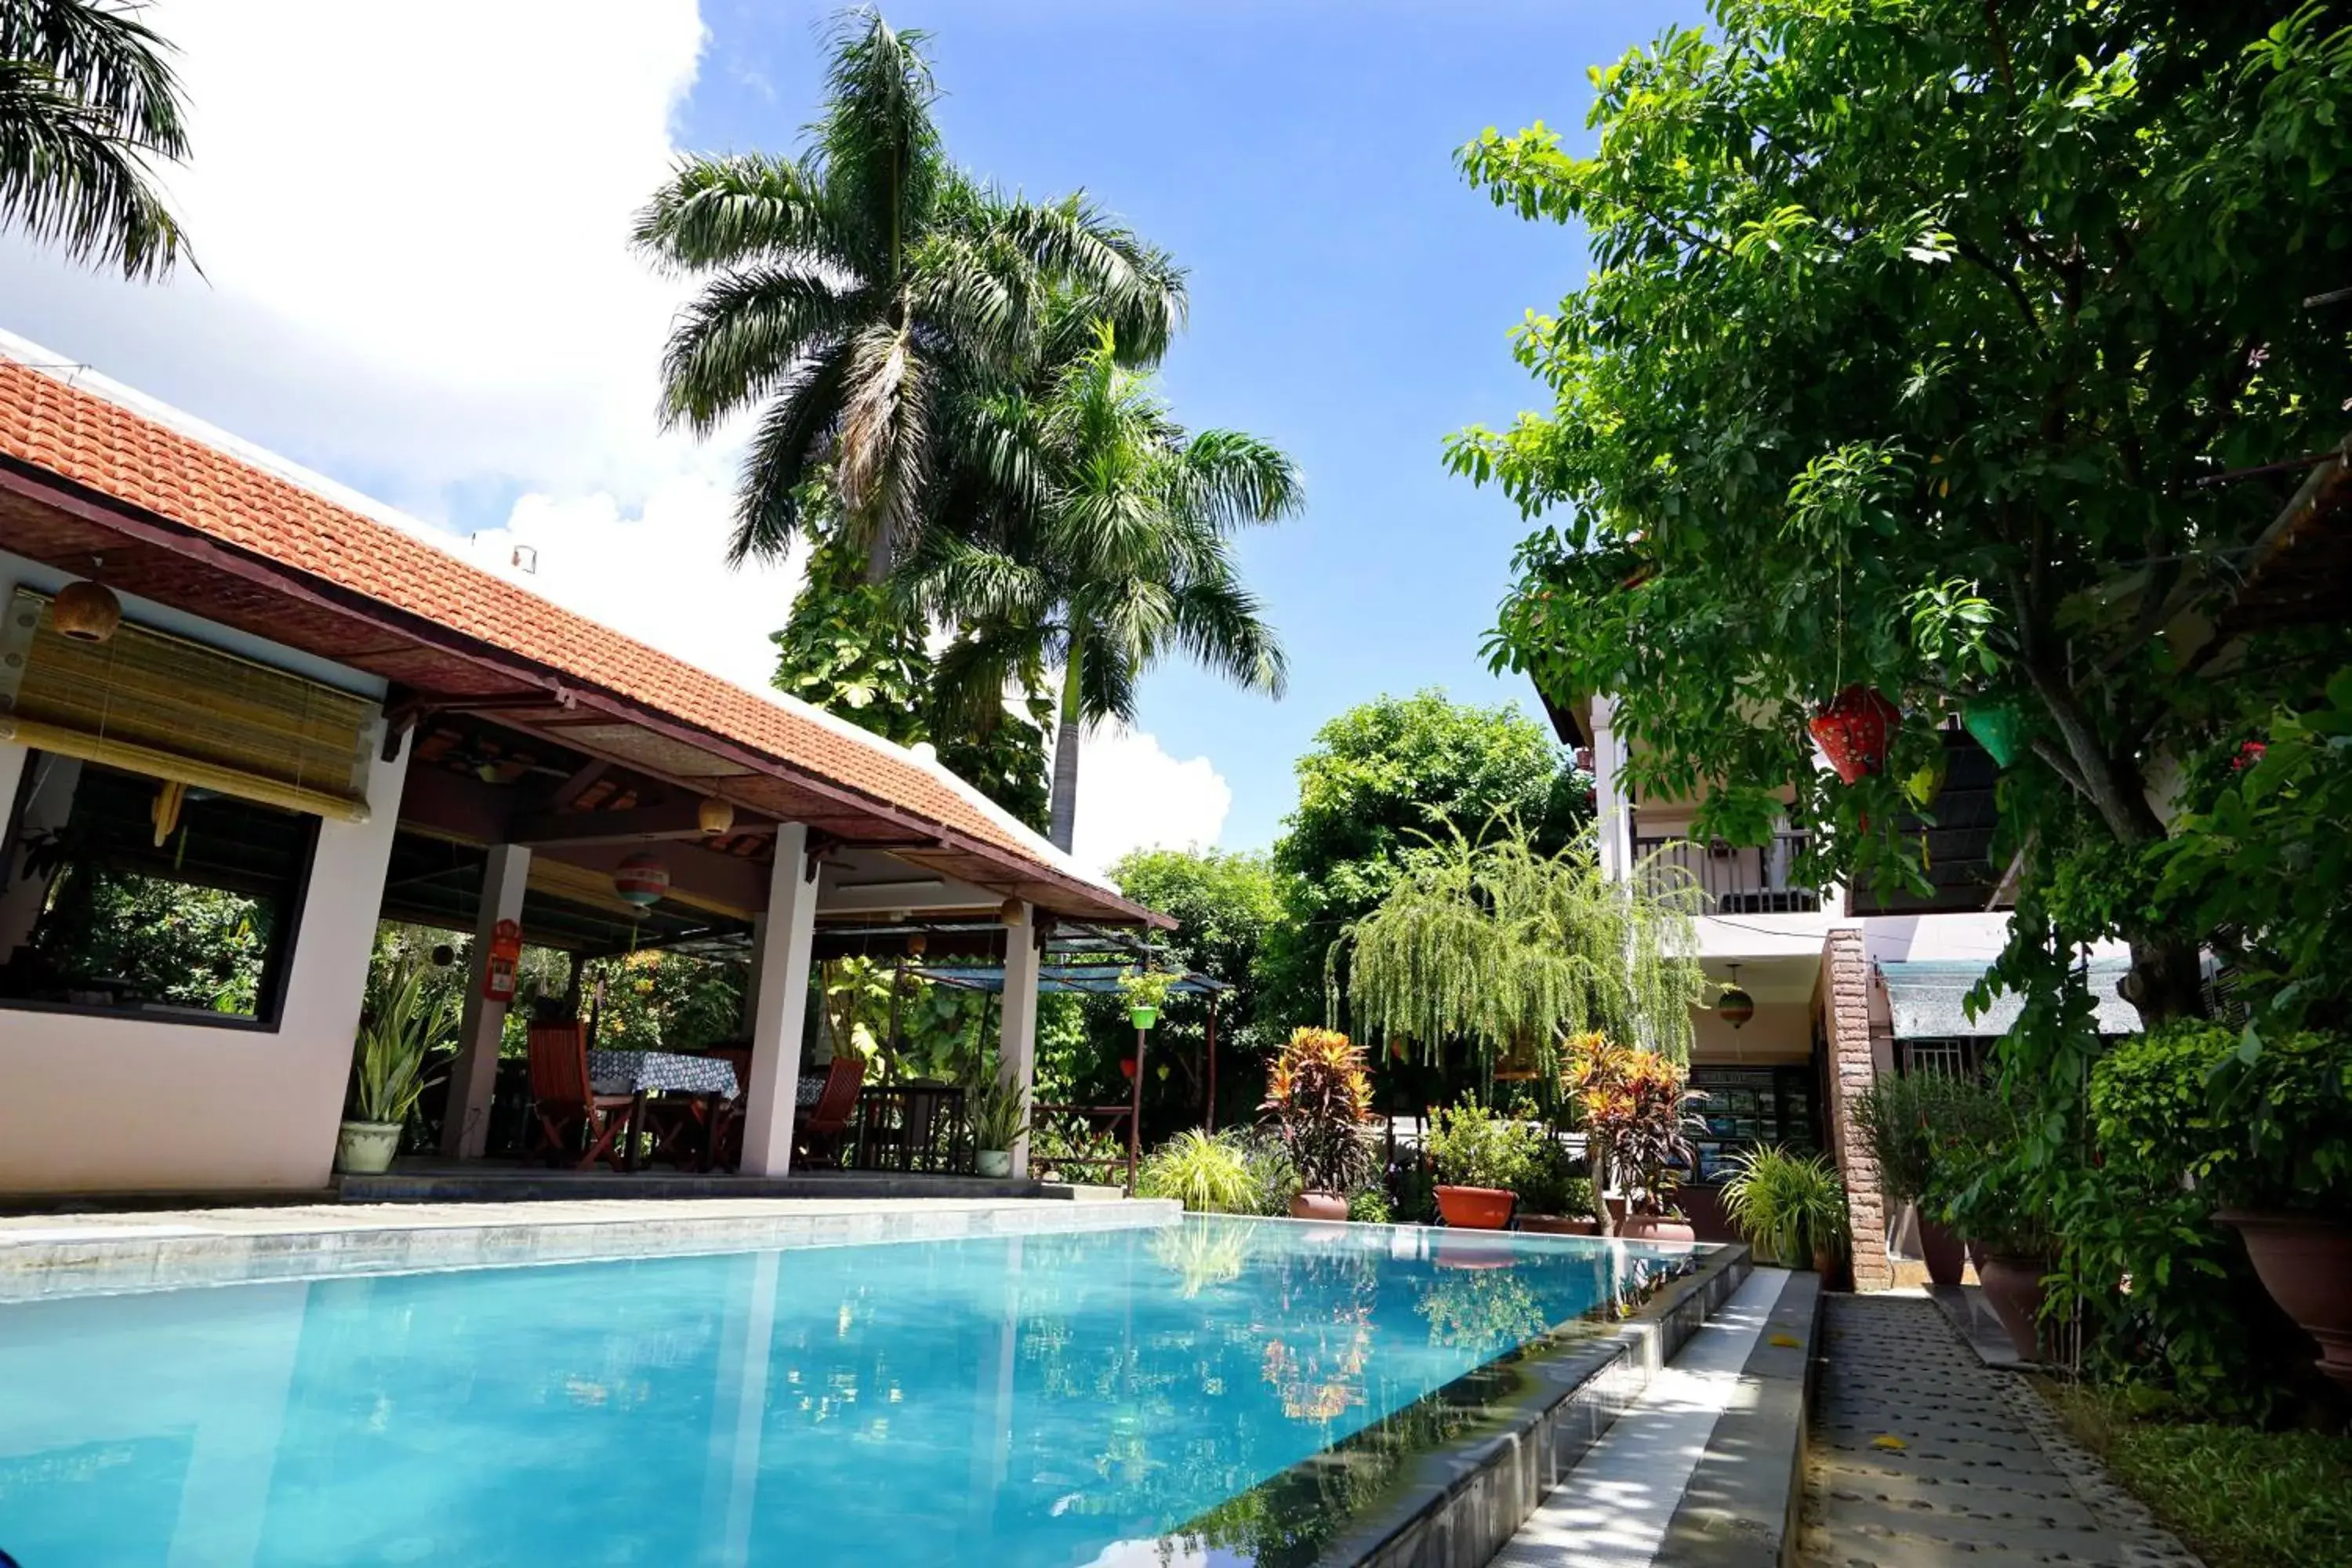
[588,1050,740,1099]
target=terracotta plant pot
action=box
[1434,1185,1515,1230]
[1517,1213,1600,1236]
[1289,1189,1348,1221]
[335,1120,402,1174]
[1813,1244,1852,1290]
[1976,1254,2050,1361]
[2218,1210,2352,1392]
[1617,1215,1697,1243]
[1918,1216,1967,1289]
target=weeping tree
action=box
[1345,818,1709,1092]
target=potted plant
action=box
[340,960,455,1174]
[1260,1026,1378,1220]
[1426,1103,1541,1229]
[1720,1145,1849,1275]
[1933,1094,2056,1362]
[1118,967,1178,1032]
[1854,1073,1974,1286]
[967,1077,1030,1178]
[1566,1033,1700,1240]
[2094,1022,2352,1391]
[1515,1138,1599,1234]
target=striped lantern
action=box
[612,852,670,910]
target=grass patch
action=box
[2039,1381,2352,1568]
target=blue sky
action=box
[681,1,1677,850]
[0,0,1691,866]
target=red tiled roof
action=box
[0,354,1142,920]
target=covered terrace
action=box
[0,338,1167,1198]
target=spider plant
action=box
[1719,1145,1850,1267]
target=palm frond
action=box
[990,193,1188,365]
[1168,569,1288,699]
[1174,429,1306,531]
[657,265,866,434]
[631,151,847,273]
[729,343,855,564]
[835,321,934,578]
[808,7,942,273]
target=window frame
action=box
[0,749,321,1033]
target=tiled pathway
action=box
[1799,1294,2203,1567]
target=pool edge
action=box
[0,1196,1183,1300]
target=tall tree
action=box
[918,324,1300,852]
[1261,690,1592,1034]
[1455,0,2352,1025]
[633,8,1184,583]
[0,0,189,278]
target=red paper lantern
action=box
[1809,686,1900,784]
[612,852,670,909]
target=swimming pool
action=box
[0,1218,1693,1566]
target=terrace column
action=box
[1590,695,1633,882]
[442,844,532,1158]
[1820,925,1892,1290]
[739,824,819,1177]
[998,906,1041,1178]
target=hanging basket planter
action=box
[1962,698,2027,769]
[1809,686,1900,783]
[1128,1005,1159,1031]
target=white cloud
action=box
[1071,726,1232,873]
[0,0,1237,862]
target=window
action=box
[1897,1037,1979,1078]
[0,751,317,1025]
[1686,1065,1820,1183]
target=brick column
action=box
[1822,927,1892,1290]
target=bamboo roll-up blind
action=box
[0,588,376,822]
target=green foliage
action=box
[1107,848,1285,1105]
[2047,1383,2352,1568]
[1851,1071,2005,1206]
[1515,1138,1594,1218]
[1348,818,1705,1075]
[1460,1,2352,1025]
[1226,1124,1304,1217]
[1425,1103,1542,1192]
[29,867,270,1014]
[352,960,456,1126]
[633,9,1182,578]
[1116,966,1178,1014]
[1260,1027,1379,1194]
[0,0,191,279]
[1346,1188,1393,1225]
[1262,690,1591,1035]
[2093,1022,2352,1216]
[2151,670,2352,1036]
[1719,1145,1848,1266]
[1134,1129,1260,1214]
[582,949,745,1056]
[966,1076,1029,1154]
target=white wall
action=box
[0,561,407,1194]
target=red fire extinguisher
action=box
[482,919,523,1004]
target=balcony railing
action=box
[1631,833,1822,914]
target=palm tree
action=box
[917,324,1301,852]
[0,0,190,279]
[633,8,1184,583]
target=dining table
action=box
[586,1049,742,1171]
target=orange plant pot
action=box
[1434,1185,1515,1230]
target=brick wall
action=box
[1820,927,1893,1290]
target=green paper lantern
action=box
[1962,699,2027,768]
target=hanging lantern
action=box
[1809,685,1900,783]
[612,852,670,910]
[1903,746,1950,808]
[906,931,928,957]
[998,897,1027,927]
[697,797,735,837]
[1716,964,1755,1030]
[52,579,122,643]
[1962,698,2027,768]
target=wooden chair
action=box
[527,1021,637,1171]
[674,1046,753,1171]
[794,1054,867,1168]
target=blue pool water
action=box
[0,1218,1690,1566]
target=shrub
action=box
[1347,1188,1394,1225]
[1719,1145,1849,1266]
[1563,1032,1700,1217]
[1261,1026,1378,1194]
[1516,1137,1595,1219]
[1225,1125,1303,1217]
[2094,1022,2352,1214]
[1135,1129,1261,1214]
[1426,1103,1543,1191]
[1853,1071,1989,1207]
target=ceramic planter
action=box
[1289,1190,1348,1221]
[1617,1215,1697,1243]
[1434,1185,1515,1230]
[2218,1210,2352,1391]
[1976,1254,2050,1361]
[975,1149,1013,1178]
[1918,1215,1967,1289]
[335,1120,402,1175]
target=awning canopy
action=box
[1879,957,2141,1039]
[912,964,1229,997]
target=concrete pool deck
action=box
[0,1192,1178,1300]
